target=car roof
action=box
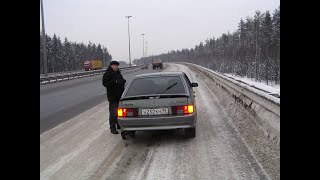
[134,71,184,78]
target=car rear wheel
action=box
[184,127,196,138]
[121,131,127,140]
[121,131,136,140]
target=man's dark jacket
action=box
[102,66,126,101]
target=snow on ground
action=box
[224,74,280,96]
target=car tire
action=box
[121,131,135,140]
[184,127,196,138]
[121,131,127,140]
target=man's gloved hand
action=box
[117,79,126,84]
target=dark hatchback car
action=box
[117,72,198,139]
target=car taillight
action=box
[117,108,138,117]
[187,105,194,113]
[118,108,124,117]
[172,105,194,115]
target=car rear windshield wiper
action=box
[156,82,178,95]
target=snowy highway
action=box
[40,63,279,180]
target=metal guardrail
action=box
[223,75,280,98]
[184,63,280,112]
[40,69,85,78]
[40,65,143,85]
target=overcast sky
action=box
[41,0,279,63]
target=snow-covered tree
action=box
[40,34,112,73]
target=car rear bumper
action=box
[118,114,196,131]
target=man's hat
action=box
[110,61,119,65]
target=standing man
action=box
[102,61,126,134]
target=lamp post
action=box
[141,33,146,57]
[125,16,132,66]
[40,0,48,76]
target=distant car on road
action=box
[141,64,148,69]
[117,72,198,139]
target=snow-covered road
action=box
[40,63,275,180]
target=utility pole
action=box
[125,16,132,66]
[40,0,48,77]
[145,42,148,57]
[141,33,146,57]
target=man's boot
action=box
[110,128,118,134]
[116,123,121,129]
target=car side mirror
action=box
[191,83,198,87]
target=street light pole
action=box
[141,33,146,57]
[145,42,148,57]
[40,0,48,77]
[125,16,132,66]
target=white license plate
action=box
[142,108,169,115]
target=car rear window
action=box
[125,76,186,96]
